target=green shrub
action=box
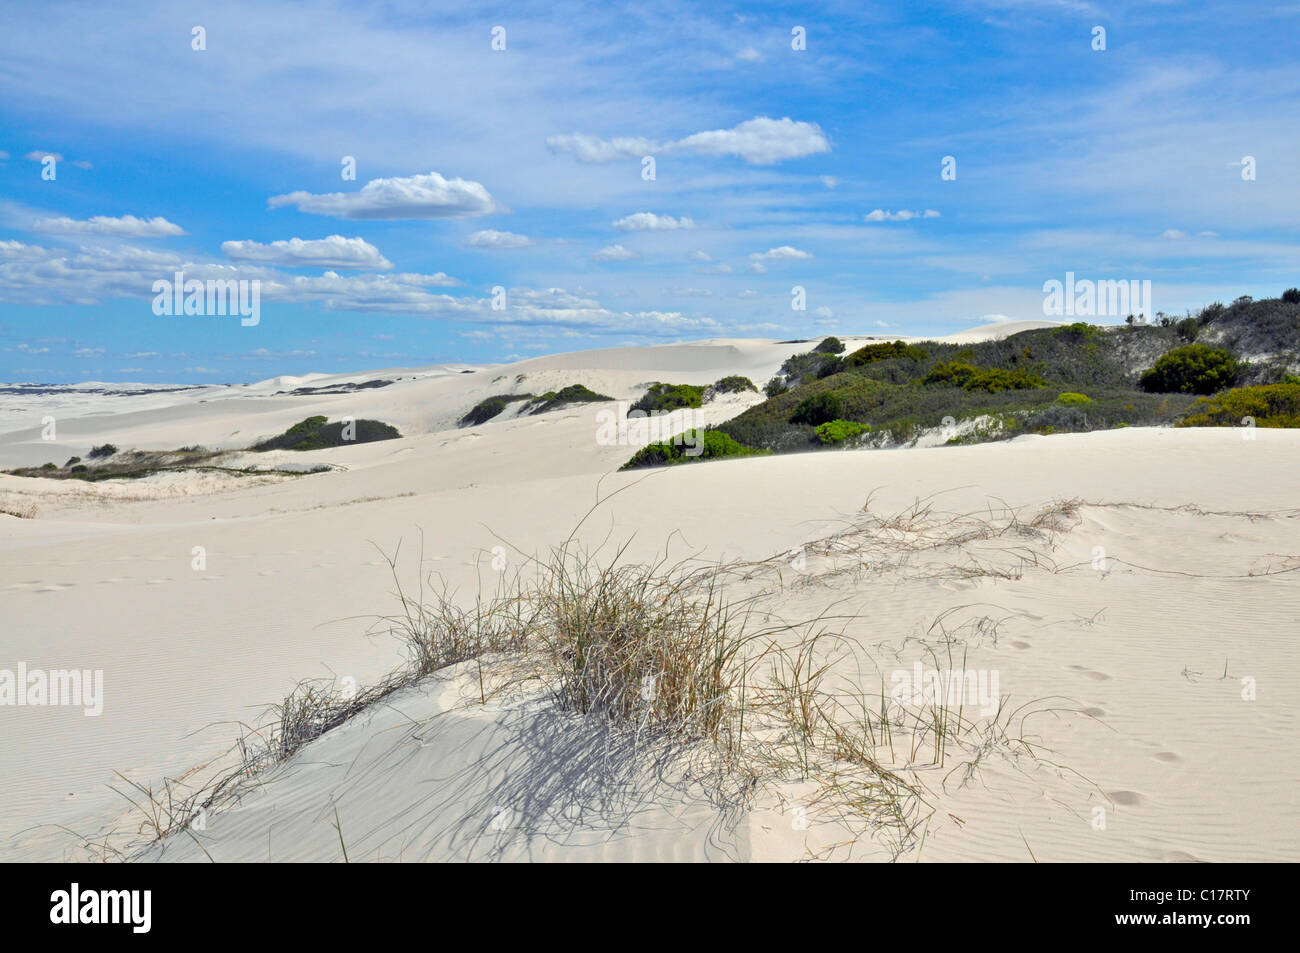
[1052,322,1101,341]
[526,384,614,414]
[632,383,704,413]
[87,444,117,459]
[924,362,1046,392]
[65,456,81,466]
[40,462,56,470]
[70,464,89,474]
[1139,344,1242,395]
[1174,317,1199,342]
[711,375,757,394]
[1057,392,1092,406]
[253,416,401,451]
[461,394,533,426]
[813,336,846,354]
[923,361,977,387]
[790,391,843,426]
[619,429,767,469]
[1282,288,1300,305]
[1179,381,1300,428]
[815,419,871,445]
[846,340,928,366]
[764,377,787,397]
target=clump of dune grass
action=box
[1,499,37,519]
[88,490,1109,862]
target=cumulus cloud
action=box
[221,235,393,269]
[464,229,534,249]
[593,243,638,261]
[864,209,940,222]
[735,47,762,63]
[25,150,63,162]
[612,212,696,231]
[548,116,830,165]
[268,171,501,220]
[33,214,186,237]
[749,245,812,262]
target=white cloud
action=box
[664,287,713,297]
[864,209,941,222]
[820,175,839,188]
[464,229,534,249]
[593,244,639,261]
[33,214,186,237]
[688,250,712,262]
[612,212,696,231]
[24,150,63,162]
[1161,229,1187,240]
[548,116,830,165]
[268,171,501,220]
[735,46,762,63]
[71,160,93,170]
[221,235,392,269]
[750,245,812,262]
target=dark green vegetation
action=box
[709,375,758,395]
[252,416,401,451]
[619,430,770,469]
[461,384,614,426]
[524,384,614,414]
[632,382,705,413]
[7,446,331,482]
[622,291,1300,467]
[9,415,401,482]
[1138,344,1241,395]
[460,393,534,426]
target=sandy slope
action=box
[2,330,1297,862]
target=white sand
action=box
[2,331,1297,862]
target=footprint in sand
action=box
[1068,664,1111,680]
[1154,751,1181,762]
[1010,640,1032,650]
[35,584,72,592]
[1081,707,1106,717]
[1108,790,1144,806]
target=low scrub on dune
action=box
[923,362,1047,393]
[619,429,769,469]
[524,383,615,414]
[846,340,929,366]
[709,375,758,395]
[1178,380,1300,429]
[1139,344,1243,395]
[460,393,534,426]
[632,382,705,413]
[253,415,401,451]
[815,419,872,445]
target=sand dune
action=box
[3,330,1297,863]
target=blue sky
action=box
[1,0,1297,383]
